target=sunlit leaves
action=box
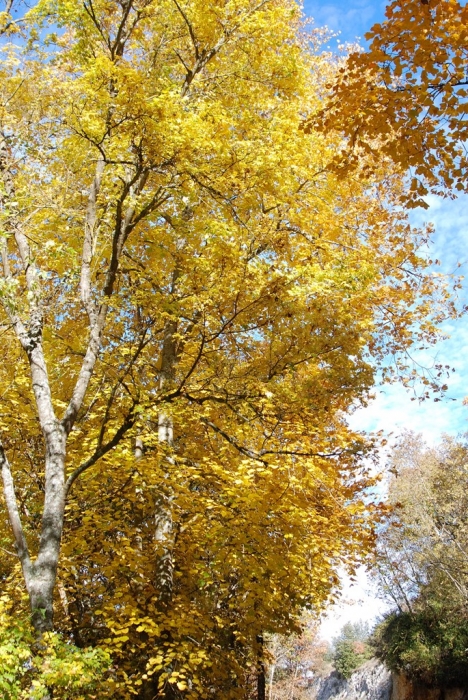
[317,0,468,204]
[0,0,457,696]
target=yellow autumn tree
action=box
[317,0,468,205]
[0,0,455,697]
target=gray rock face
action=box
[311,659,392,700]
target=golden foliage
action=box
[317,0,468,205]
[0,0,456,696]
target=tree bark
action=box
[32,443,66,631]
[154,312,178,606]
[257,634,266,700]
[268,664,276,700]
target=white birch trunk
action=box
[0,140,146,632]
[154,313,178,606]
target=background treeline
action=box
[265,620,373,699]
[372,433,468,687]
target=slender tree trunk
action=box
[288,665,299,700]
[268,664,276,700]
[257,634,266,700]
[155,410,175,606]
[155,313,178,606]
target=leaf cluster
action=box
[317,0,468,205]
[0,595,110,699]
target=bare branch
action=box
[65,405,137,496]
[201,417,267,463]
[80,157,105,323]
[171,0,200,60]
[177,0,272,96]
[62,168,150,435]
[103,168,148,297]
[83,0,112,52]
[111,0,135,58]
[97,327,151,448]
[201,417,343,463]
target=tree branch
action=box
[65,405,137,496]
[0,441,31,573]
[62,167,150,435]
[201,417,343,462]
[80,156,105,323]
[171,0,200,60]
[111,0,136,58]
[97,327,151,448]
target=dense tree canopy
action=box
[0,0,456,697]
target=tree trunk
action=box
[1,427,66,634]
[258,665,266,700]
[257,634,266,700]
[28,572,56,633]
[155,409,175,606]
[268,664,276,700]
[29,426,66,632]
[155,310,178,606]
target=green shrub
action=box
[0,595,111,699]
[372,607,468,687]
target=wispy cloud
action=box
[350,194,468,444]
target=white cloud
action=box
[350,194,468,443]
[349,379,468,446]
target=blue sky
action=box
[304,0,387,46]
[301,0,468,445]
[351,195,468,444]
[300,0,468,638]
